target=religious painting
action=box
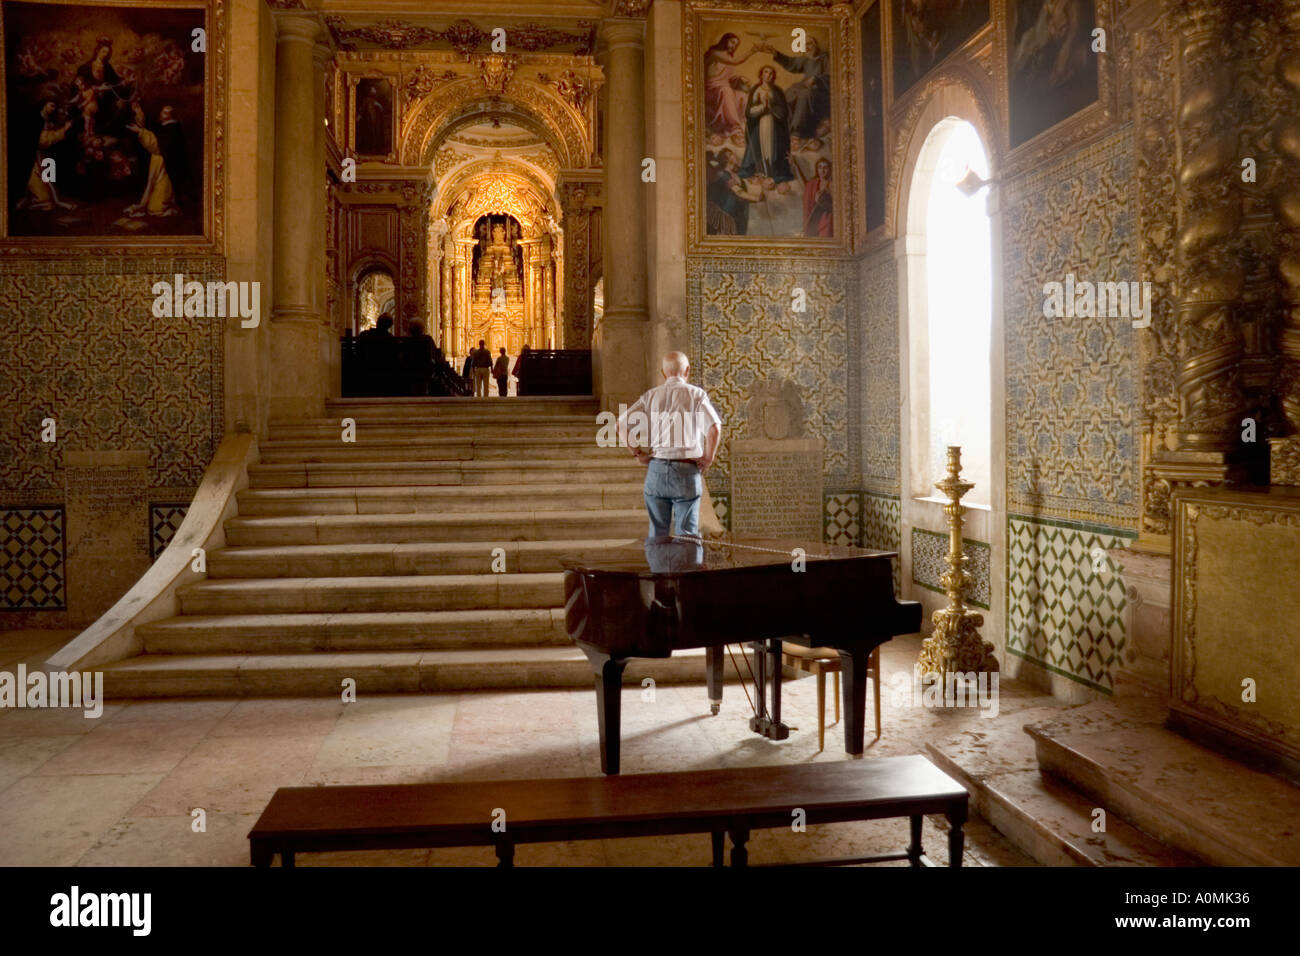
[352,75,393,159]
[890,0,989,98]
[1,0,208,239]
[1007,0,1098,149]
[693,11,843,248]
[859,1,885,234]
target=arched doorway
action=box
[353,265,396,334]
[896,100,1005,656]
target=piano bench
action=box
[783,644,882,752]
[248,754,969,868]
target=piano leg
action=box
[838,648,869,756]
[706,645,723,715]
[580,648,629,775]
[747,639,790,741]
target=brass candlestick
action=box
[916,446,999,684]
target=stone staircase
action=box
[96,397,721,698]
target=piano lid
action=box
[559,533,897,576]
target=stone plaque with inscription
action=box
[730,439,823,540]
[64,450,151,625]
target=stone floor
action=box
[0,629,1056,866]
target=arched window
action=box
[908,118,992,505]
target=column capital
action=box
[312,40,334,68]
[275,13,322,45]
[601,17,646,50]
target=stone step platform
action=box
[323,397,599,419]
[207,538,640,578]
[266,423,597,443]
[1026,701,1300,866]
[223,509,648,546]
[926,707,1196,866]
[137,608,570,654]
[257,436,612,464]
[235,483,644,516]
[248,458,645,489]
[176,572,564,615]
[97,645,745,698]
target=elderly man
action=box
[620,351,723,537]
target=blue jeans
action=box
[643,458,702,537]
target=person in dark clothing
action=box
[462,348,474,384]
[356,314,397,396]
[493,347,510,397]
[404,319,435,396]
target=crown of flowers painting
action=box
[3,0,207,238]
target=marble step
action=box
[137,608,570,654]
[235,483,644,515]
[248,458,645,489]
[257,437,615,464]
[207,538,640,578]
[176,573,564,614]
[224,509,647,546]
[1026,704,1300,866]
[97,645,738,698]
[926,712,1196,866]
[267,419,597,441]
[323,397,599,419]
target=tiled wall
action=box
[911,527,990,609]
[1007,514,1135,693]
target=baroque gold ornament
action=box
[915,446,999,686]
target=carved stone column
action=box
[596,17,650,411]
[269,14,327,420]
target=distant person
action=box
[356,314,396,396]
[512,346,529,396]
[619,351,723,537]
[471,339,493,397]
[462,348,474,386]
[493,347,510,396]
[404,319,435,396]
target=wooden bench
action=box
[248,754,969,867]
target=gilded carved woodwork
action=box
[1132,8,1180,540]
[1276,3,1300,439]
[1171,487,1300,771]
[325,16,596,57]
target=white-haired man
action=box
[620,351,723,537]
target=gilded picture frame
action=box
[0,0,223,254]
[349,71,397,163]
[685,1,853,257]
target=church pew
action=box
[247,753,969,867]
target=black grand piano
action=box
[562,534,921,774]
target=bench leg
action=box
[907,815,923,867]
[711,831,725,867]
[706,645,723,715]
[729,828,750,867]
[250,840,272,868]
[496,842,515,868]
[947,803,967,867]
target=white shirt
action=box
[620,376,722,459]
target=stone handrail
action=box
[45,433,258,673]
